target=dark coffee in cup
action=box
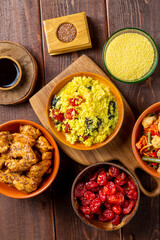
[0,56,22,90]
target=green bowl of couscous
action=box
[103,28,158,83]
[46,72,124,150]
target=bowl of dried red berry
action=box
[71,162,140,231]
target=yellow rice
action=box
[50,76,118,146]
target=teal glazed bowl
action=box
[103,28,158,83]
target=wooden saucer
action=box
[0,41,38,105]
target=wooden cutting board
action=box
[30,54,160,197]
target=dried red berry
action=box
[112,205,122,215]
[127,190,138,200]
[98,214,107,222]
[90,185,101,192]
[109,166,120,177]
[97,171,107,186]
[89,171,99,181]
[103,181,116,195]
[128,180,137,191]
[117,172,126,180]
[103,209,115,220]
[104,201,112,210]
[114,178,128,186]
[112,214,121,225]
[99,188,106,202]
[106,172,113,181]
[84,213,94,220]
[114,172,127,186]
[80,197,92,206]
[84,191,95,201]
[121,199,129,208]
[90,198,101,213]
[114,172,128,186]
[123,185,130,195]
[85,181,98,190]
[94,207,102,215]
[106,193,124,205]
[115,185,125,195]
[74,183,87,198]
[80,205,91,215]
[122,200,135,215]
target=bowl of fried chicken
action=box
[0,119,60,198]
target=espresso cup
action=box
[0,56,22,90]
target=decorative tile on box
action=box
[43,12,92,55]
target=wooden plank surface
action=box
[106,0,160,239]
[0,0,160,239]
[0,1,55,240]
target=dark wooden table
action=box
[0,1,160,239]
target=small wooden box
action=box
[43,12,92,55]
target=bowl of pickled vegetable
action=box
[132,102,160,178]
[71,162,140,231]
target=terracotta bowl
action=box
[132,102,160,178]
[71,162,140,231]
[0,119,60,199]
[46,72,124,150]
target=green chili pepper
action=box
[142,156,160,163]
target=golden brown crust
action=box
[19,125,41,139]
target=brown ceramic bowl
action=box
[46,72,124,150]
[71,162,140,231]
[0,119,60,199]
[132,102,160,178]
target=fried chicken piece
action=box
[20,125,41,140]
[6,142,39,171]
[42,151,53,160]
[13,175,38,193]
[0,131,13,153]
[151,135,160,149]
[0,131,13,141]
[12,133,36,146]
[0,154,8,169]
[9,142,36,160]
[0,170,38,193]
[5,158,29,172]
[35,136,53,153]
[26,160,51,182]
[142,115,157,129]
[0,159,5,169]
[0,169,18,185]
